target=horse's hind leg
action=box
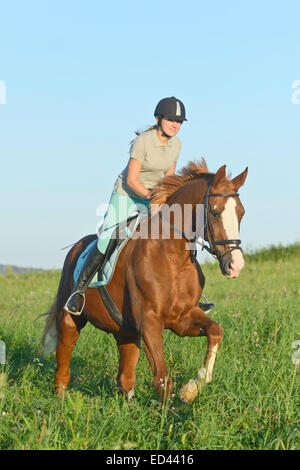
[55,311,84,395]
[115,334,141,401]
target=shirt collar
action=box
[151,129,174,148]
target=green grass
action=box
[0,246,299,450]
[244,241,300,263]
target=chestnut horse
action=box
[42,159,248,402]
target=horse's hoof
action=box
[127,388,135,402]
[55,384,67,397]
[197,367,213,384]
[179,379,198,403]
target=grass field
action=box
[0,244,299,450]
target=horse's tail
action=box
[41,234,97,354]
[41,295,60,354]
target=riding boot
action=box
[199,302,215,313]
[64,242,106,315]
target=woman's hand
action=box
[164,162,177,177]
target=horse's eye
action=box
[211,209,220,218]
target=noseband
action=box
[202,184,242,261]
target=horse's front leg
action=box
[141,312,172,401]
[174,306,223,402]
[114,333,141,401]
[197,314,224,384]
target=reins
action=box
[157,183,242,261]
[158,211,197,244]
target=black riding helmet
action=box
[154,96,187,122]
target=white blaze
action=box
[221,198,244,277]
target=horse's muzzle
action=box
[220,249,245,278]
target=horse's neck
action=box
[152,177,209,260]
[166,176,209,207]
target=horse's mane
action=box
[150,158,212,205]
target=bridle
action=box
[158,183,242,262]
[202,184,242,261]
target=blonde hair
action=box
[129,124,158,150]
[134,124,157,136]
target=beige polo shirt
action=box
[114,129,181,200]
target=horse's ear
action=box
[232,167,248,190]
[213,165,226,187]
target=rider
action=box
[64,96,214,315]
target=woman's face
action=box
[157,117,182,137]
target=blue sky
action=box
[0,0,299,269]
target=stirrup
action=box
[64,291,86,316]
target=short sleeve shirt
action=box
[114,129,181,199]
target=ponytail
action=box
[129,124,158,150]
[134,124,158,136]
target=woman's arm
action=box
[127,158,152,199]
[164,162,177,176]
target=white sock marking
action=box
[197,344,218,384]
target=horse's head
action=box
[205,165,248,278]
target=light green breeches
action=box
[97,191,150,254]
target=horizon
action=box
[1,240,300,272]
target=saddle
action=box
[73,211,146,333]
[74,211,144,289]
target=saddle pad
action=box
[73,212,143,288]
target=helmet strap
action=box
[157,116,172,139]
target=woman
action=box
[65,96,213,315]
